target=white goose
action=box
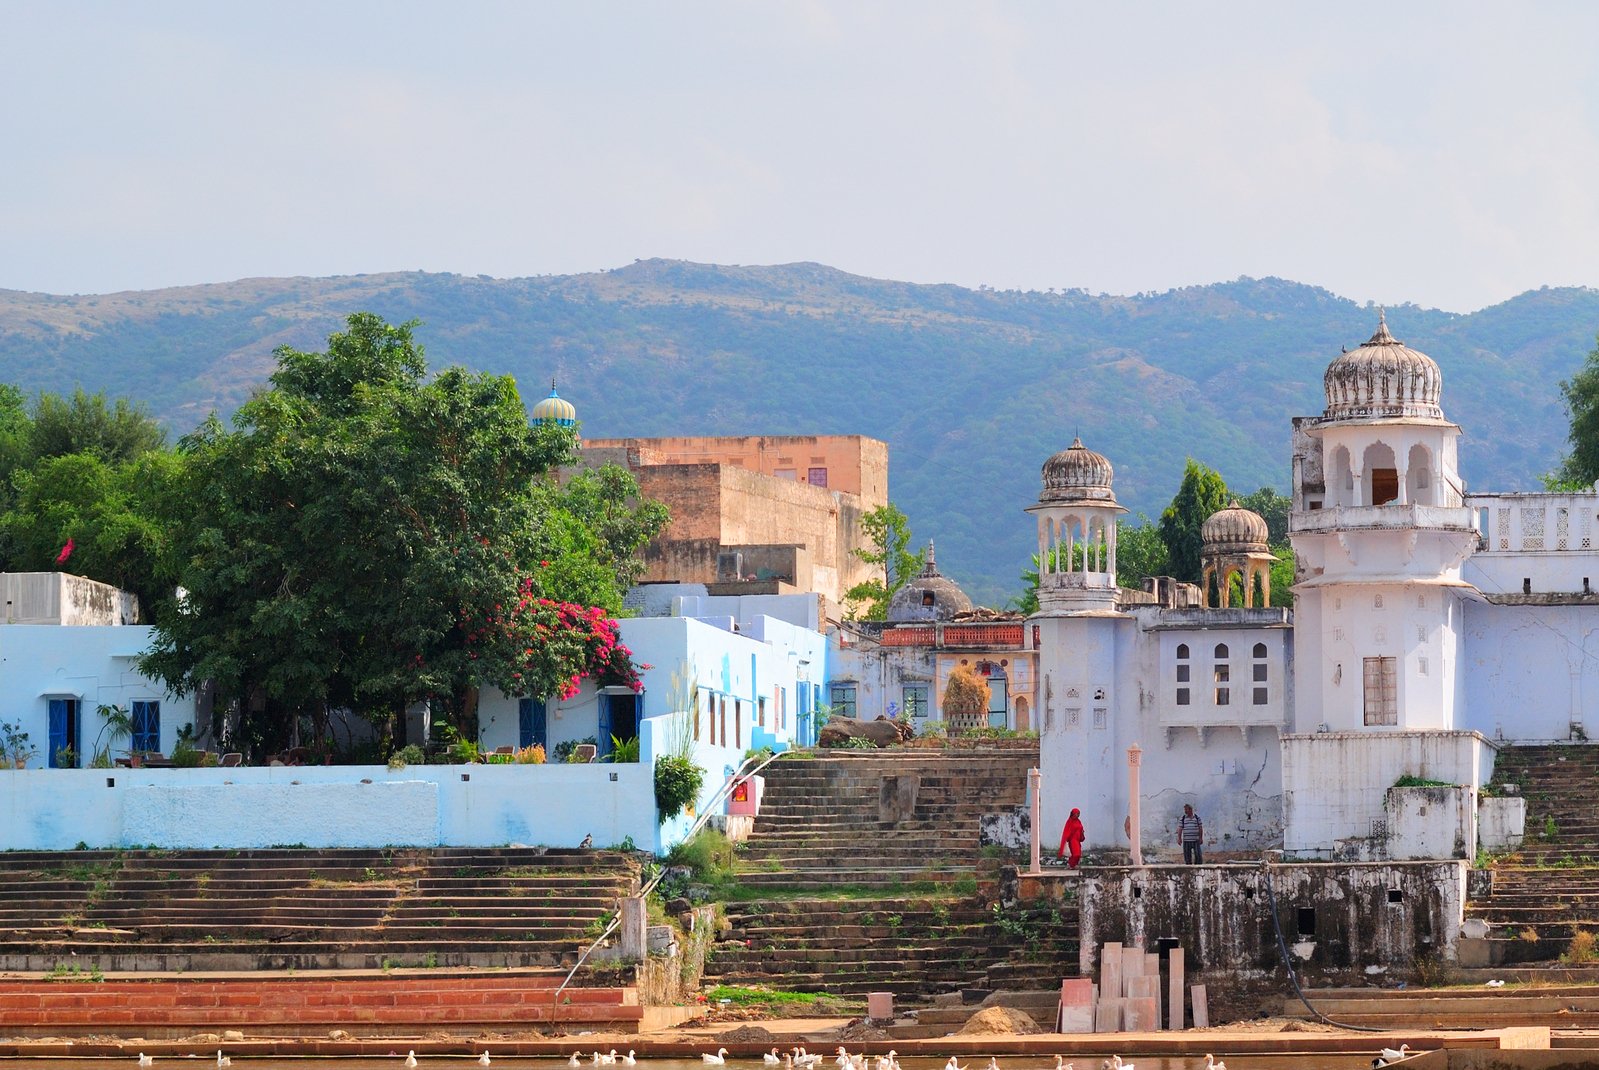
[1099,1058,1133,1070]
[703,1050,729,1066]
[603,1052,619,1066]
[138,1056,153,1068]
[985,1059,1001,1070]
[1379,1046,1410,1063]
[479,1054,492,1067]
[765,1050,782,1067]
[944,1059,968,1070]
[217,1055,232,1070]
[569,1055,582,1068]
[1053,1058,1073,1070]
[402,1054,416,1070]
[1204,1057,1226,1070]
[623,1054,637,1067]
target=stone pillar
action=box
[619,896,646,962]
[1028,767,1042,875]
[1127,744,1143,867]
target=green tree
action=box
[1158,459,1231,583]
[141,313,661,758]
[26,388,167,465]
[1236,486,1291,545]
[843,503,920,620]
[1553,333,1599,488]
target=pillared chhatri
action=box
[873,314,1598,863]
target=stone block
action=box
[1100,941,1123,1002]
[1167,948,1184,1030]
[1191,985,1209,1029]
[1124,997,1159,1032]
[1127,974,1161,1028]
[1059,978,1094,1033]
[867,992,894,1021]
[1120,944,1145,987]
[1094,997,1124,1033]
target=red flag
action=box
[55,539,74,564]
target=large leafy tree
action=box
[843,502,921,620]
[1553,333,1599,488]
[0,387,174,607]
[141,313,664,758]
[1158,459,1231,584]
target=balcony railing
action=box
[880,622,1026,649]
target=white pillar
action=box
[1028,767,1042,875]
[1127,743,1144,867]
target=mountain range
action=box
[3,261,1595,605]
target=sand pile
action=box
[957,1007,1042,1035]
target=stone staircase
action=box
[0,847,639,971]
[1468,743,1599,965]
[704,745,1081,1002]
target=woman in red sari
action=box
[1057,807,1085,868]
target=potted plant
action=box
[0,721,37,769]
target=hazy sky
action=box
[6,2,1599,310]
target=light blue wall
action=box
[0,763,657,851]
[1462,601,1599,742]
[0,625,198,766]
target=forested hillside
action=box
[3,262,1594,604]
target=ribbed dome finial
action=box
[1038,437,1118,505]
[1323,312,1443,421]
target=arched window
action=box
[1214,643,1229,659]
[1252,643,1269,705]
[1175,643,1190,706]
[1252,642,1267,658]
[1213,644,1230,706]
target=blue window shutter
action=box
[597,696,613,757]
[131,701,160,754]
[48,699,70,768]
[519,699,548,749]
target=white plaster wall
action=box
[1037,613,1126,858]
[1478,796,1525,854]
[0,763,658,852]
[1461,601,1599,741]
[0,625,197,764]
[1385,785,1475,861]
[476,612,821,755]
[1465,553,1599,596]
[1281,731,1494,859]
[1294,582,1470,734]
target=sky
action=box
[5,2,1599,311]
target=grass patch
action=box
[705,985,863,1014]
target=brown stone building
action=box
[578,435,889,610]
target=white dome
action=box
[1039,437,1118,505]
[1323,312,1443,421]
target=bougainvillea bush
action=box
[464,578,649,702]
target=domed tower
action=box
[1201,501,1275,607]
[1028,437,1131,863]
[1288,312,1479,736]
[887,542,973,623]
[532,380,577,428]
[1024,437,1128,613]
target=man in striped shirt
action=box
[1177,804,1204,864]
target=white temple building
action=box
[1032,314,1599,863]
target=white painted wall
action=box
[1461,601,1599,741]
[1281,730,1495,859]
[1384,785,1475,861]
[0,625,198,766]
[0,763,658,851]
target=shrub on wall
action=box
[942,664,990,727]
[654,754,705,821]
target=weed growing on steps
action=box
[1565,929,1599,963]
